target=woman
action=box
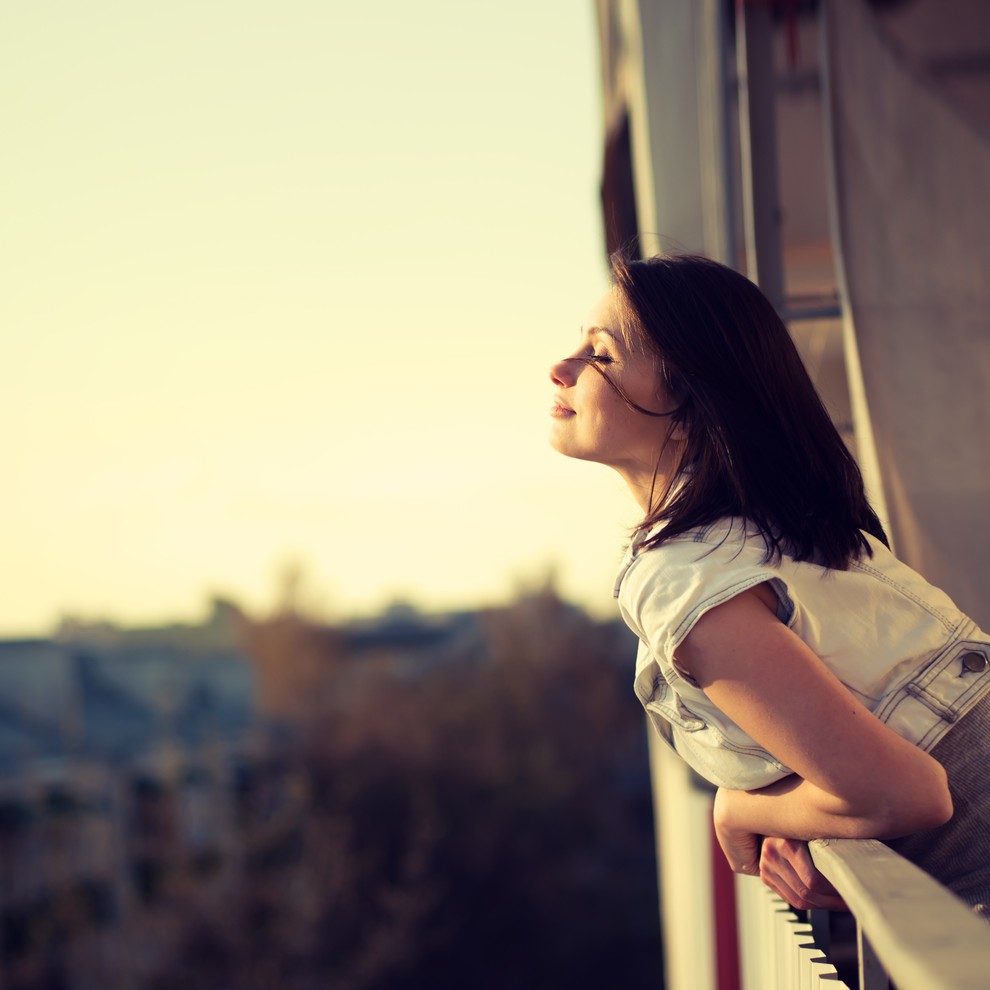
[549,253,990,915]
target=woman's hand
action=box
[715,788,849,911]
[713,786,762,875]
[759,836,848,912]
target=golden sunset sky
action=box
[1,1,642,634]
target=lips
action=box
[550,400,575,418]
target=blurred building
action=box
[0,617,253,771]
[0,605,257,985]
[0,601,545,986]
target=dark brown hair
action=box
[610,253,887,569]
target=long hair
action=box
[610,253,888,569]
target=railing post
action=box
[858,926,889,990]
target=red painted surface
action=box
[711,822,742,990]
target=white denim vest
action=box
[613,519,990,791]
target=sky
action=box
[1,1,644,635]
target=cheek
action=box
[626,366,666,411]
[593,402,650,454]
[609,403,666,454]
[586,391,628,433]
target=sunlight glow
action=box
[1,1,636,633]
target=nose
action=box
[549,357,576,388]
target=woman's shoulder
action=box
[615,517,785,644]
[614,518,777,607]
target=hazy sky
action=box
[2,1,643,634]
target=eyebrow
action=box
[581,325,621,342]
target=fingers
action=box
[759,837,849,912]
[715,826,762,877]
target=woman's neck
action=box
[615,463,681,515]
[616,440,685,514]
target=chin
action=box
[550,439,596,464]
[548,432,577,459]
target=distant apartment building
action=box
[0,601,496,985]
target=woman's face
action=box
[548,289,679,484]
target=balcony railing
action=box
[651,737,990,990]
[734,838,990,990]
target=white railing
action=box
[812,838,990,990]
[735,837,990,990]
[650,733,990,990]
[736,876,842,988]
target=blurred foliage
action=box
[0,586,661,988]
[157,586,663,990]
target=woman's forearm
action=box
[718,769,952,846]
[712,771,952,877]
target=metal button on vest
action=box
[961,651,988,673]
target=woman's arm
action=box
[675,586,953,880]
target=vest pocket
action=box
[901,639,990,724]
[645,697,705,732]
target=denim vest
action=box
[613,520,990,791]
